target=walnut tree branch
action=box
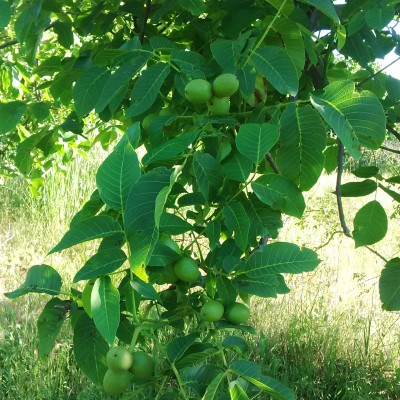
[140,0,152,44]
[386,124,400,142]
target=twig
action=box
[140,0,152,44]
[336,142,352,237]
[380,145,400,155]
[386,124,400,142]
[266,152,280,174]
[313,230,342,251]
[365,246,388,263]
[357,56,400,87]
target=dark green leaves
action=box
[298,0,339,23]
[250,47,298,96]
[236,123,279,165]
[379,258,400,311]
[340,180,377,197]
[310,81,386,160]
[277,104,326,191]
[73,313,108,386]
[49,215,123,254]
[223,202,250,252]
[0,0,11,29]
[0,102,26,134]
[167,333,199,364]
[353,201,388,248]
[193,152,223,202]
[4,265,62,299]
[126,63,170,117]
[252,174,305,218]
[91,276,120,344]
[73,67,109,118]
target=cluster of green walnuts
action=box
[184,73,239,115]
[149,237,250,325]
[103,346,155,396]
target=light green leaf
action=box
[73,313,109,386]
[202,372,226,400]
[37,298,66,358]
[73,248,127,283]
[91,276,120,344]
[193,152,223,202]
[221,151,253,183]
[206,220,221,251]
[252,174,306,218]
[379,258,400,311]
[298,0,339,23]
[244,375,295,400]
[277,104,326,191]
[250,47,298,96]
[223,202,250,253]
[142,131,198,166]
[73,67,109,118]
[353,200,388,248]
[230,360,261,379]
[0,101,26,135]
[96,140,141,211]
[310,81,386,159]
[126,63,170,117]
[4,265,62,299]
[229,382,250,400]
[49,215,123,254]
[130,277,162,303]
[96,54,150,113]
[236,123,279,165]
[0,0,11,29]
[245,242,320,276]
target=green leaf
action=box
[221,151,253,183]
[379,183,400,203]
[229,382,250,400]
[49,215,123,254]
[379,258,400,311]
[53,20,74,48]
[298,0,339,23]
[223,202,250,253]
[365,6,394,30]
[179,0,205,16]
[386,76,400,102]
[70,190,104,226]
[91,276,120,344]
[352,166,379,178]
[0,0,11,29]
[33,56,61,77]
[230,360,261,379]
[232,272,279,298]
[310,81,386,159]
[73,67,109,118]
[73,313,109,386]
[216,276,237,306]
[250,47,298,96]
[222,336,249,355]
[244,242,320,275]
[202,372,226,400]
[237,66,256,98]
[0,101,26,134]
[73,248,127,282]
[160,212,193,235]
[192,152,223,202]
[96,55,150,113]
[236,123,279,165]
[175,343,219,369]
[182,364,222,395]
[340,179,377,197]
[210,38,246,72]
[243,375,295,400]
[4,265,62,299]
[252,174,305,218]
[276,104,326,191]
[37,298,66,358]
[30,102,50,122]
[142,131,198,166]
[266,0,295,16]
[130,277,162,303]
[124,168,171,279]
[353,200,388,248]
[126,63,170,117]
[206,220,221,251]
[96,141,141,211]
[167,333,199,363]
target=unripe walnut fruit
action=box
[208,96,230,116]
[212,73,239,97]
[184,79,213,103]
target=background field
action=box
[1,149,399,399]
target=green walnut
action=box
[207,96,230,116]
[225,302,250,325]
[173,257,200,283]
[103,369,131,396]
[184,79,213,103]
[212,73,239,97]
[200,300,225,322]
[130,351,155,379]
[106,346,133,371]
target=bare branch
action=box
[140,0,152,44]
[356,56,400,87]
[336,142,352,237]
[266,153,280,174]
[386,124,400,142]
[380,145,400,155]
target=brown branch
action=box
[266,153,280,174]
[386,124,400,142]
[380,145,400,155]
[336,142,352,237]
[140,0,152,44]
[356,56,400,87]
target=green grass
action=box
[1,156,400,399]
